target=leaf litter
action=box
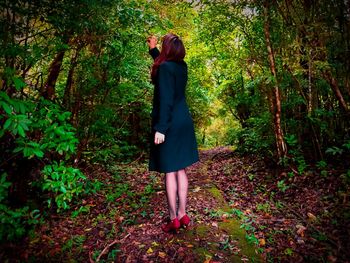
[2,147,349,262]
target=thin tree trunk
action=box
[63,48,79,109]
[323,70,349,113]
[41,37,70,100]
[41,50,66,100]
[263,2,287,160]
[307,49,313,113]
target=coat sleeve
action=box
[153,63,174,134]
[149,47,160,60]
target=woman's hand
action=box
[147,35,158,49]
[154,131,165,144]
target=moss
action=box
[196,224,211,237]
[184,186,262,262]
[219,220,262,262]
[207,186,231,212]
[192,246,212,261]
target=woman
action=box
[147,33,199,233]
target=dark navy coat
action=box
[148,47,199,173]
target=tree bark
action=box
[323,70,349,113]
[63,48,80,109]
[41,37,70,100]
[263,2,287,160]
[41,50,66,100]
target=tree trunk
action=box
[263,2,287,160]
[41,37,70,100]
[323,70,349,113]
[63,48,79,109]
[41,50,66,100]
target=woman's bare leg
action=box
[176,169,188,219]
[165,172,178,219]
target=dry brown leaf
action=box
[307,212,317,222]
[296,224,307,237]
[259,238,266,246]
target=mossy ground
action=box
[182,186,261,262]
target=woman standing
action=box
[147,34,199,233]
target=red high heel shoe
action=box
[179,214,190,228]
[161,218,180,233]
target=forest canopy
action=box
[0,0,349,259]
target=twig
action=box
[95,233,131,262]
[89,250,94,263]
[117,152,145,166]
[275,200,340,249]
[95,239,119,262]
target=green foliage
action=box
[0,87,84,239]
[106,183,130,203]
[325,146,343,156]
[0,0,349,247]
[234,114,275,155]
[277,180,289,193]
[0,92,79,159]
[41,162,86,211]
[0,174,41,241]
[71,205,91,218]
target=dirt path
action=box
[115,147,261,262]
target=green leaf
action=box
[23,147,33,158]
[13,147,24,153]
[21,122,29,131]
[60,185,67,193]
[3,118,12,130]
[12,77,26,90]
[1,102,12,115]
[33,149,44,158]
[19,103,26,114]
[17,125,25,137]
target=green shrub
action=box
[0,174,41,241]
[41,162,86,211]
[0,90,86,240]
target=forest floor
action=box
[2,147,350,262]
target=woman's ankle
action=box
[177,211,186,219]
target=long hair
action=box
[151,33,185,82]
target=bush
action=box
[0,174,41,241]
[41,162,86,211]
[0,91,86,240]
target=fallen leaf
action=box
[193,186,201,192]
[296,224,307,237]
[158,251,166,258]
[307,212,317,222]
[259,238,266,246]
[146,247,153,254]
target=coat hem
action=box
[149,158,199,173]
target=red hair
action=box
[151,33,185,82]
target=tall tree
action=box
[263,1,287,159]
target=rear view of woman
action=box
[147,34,199,233]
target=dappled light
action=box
[0,0,349,262]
